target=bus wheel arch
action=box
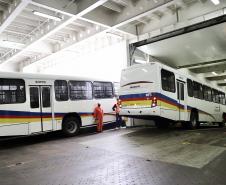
[62,113,81,136]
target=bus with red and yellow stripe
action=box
[0,72,116,136]
[119,62,226,129]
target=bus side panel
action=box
[54,98,116,129]
[0,124,28,136]
[0,105,30,136]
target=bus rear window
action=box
[0,78,26,104]
[161,69,175,93]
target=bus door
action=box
[176,80,187,121]
[29,86,53,133]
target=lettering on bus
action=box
[35,80,46,84]
[130,85,140,88]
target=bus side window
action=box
[193,81,203,99]
[220,92,225,105]
[161,69,175,93]
[187,79,193,97]
[54,80,68,101]
[212,89,220,104]
[203,86,212,102]
[69,81,92,100]
[93,82,114,99]
[0,78,26,104]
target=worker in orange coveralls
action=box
[93,103,104,132]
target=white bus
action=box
[0,72,116,137]
[119,62,226,129]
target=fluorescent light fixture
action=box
[0,40,25,49]
[33,11,62,21]
[135,59,147,64]
[210,0,220,5]
[212,71,218,76]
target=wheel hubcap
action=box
[67,121,77,133]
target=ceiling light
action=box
[33,11,62,21]
[212,71,218,76]
[210,0,220,5]
[0,40,24,49]
[134,59,147,64]
[224,79,226,82]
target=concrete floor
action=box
[0,126,226,185]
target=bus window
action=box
[212,89,220,103]
[219,92,225,104]
[193,81,203,99]
[69,81,92,100]
[187,79,193,97]
[93,82,114,98]
[30,87,39,108]
[161,69,175,93]
[0,78,25,104]
[203,86,212,102]
[54,80,68,101]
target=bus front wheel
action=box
[62,116,80,136]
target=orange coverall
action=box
[93,106,104,132]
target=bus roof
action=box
[0,71,111,82]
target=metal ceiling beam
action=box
[0,0,12,4]
[102,1,122,13]
[179,59,226,69]
[111,0,128,7]
[131,14,226,48]
[84,0,173,28]
[218,83,226,86]
[0,0,31,34]
[206,75,226,81]
[64,24,83,32]
[14,17,40,27]
[190,61,226,73]
[31,0,134,37]
[72,19,93,28]
[0,0,109,64]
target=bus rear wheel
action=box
[219,114,226,128]
[188,112,199,129]
[62,116,80,136]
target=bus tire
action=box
[188,111,199,129]
[62,116,80,136]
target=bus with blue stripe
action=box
[119,62,226,129]
[0,72,116,136]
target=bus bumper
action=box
[120,107,160,117]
